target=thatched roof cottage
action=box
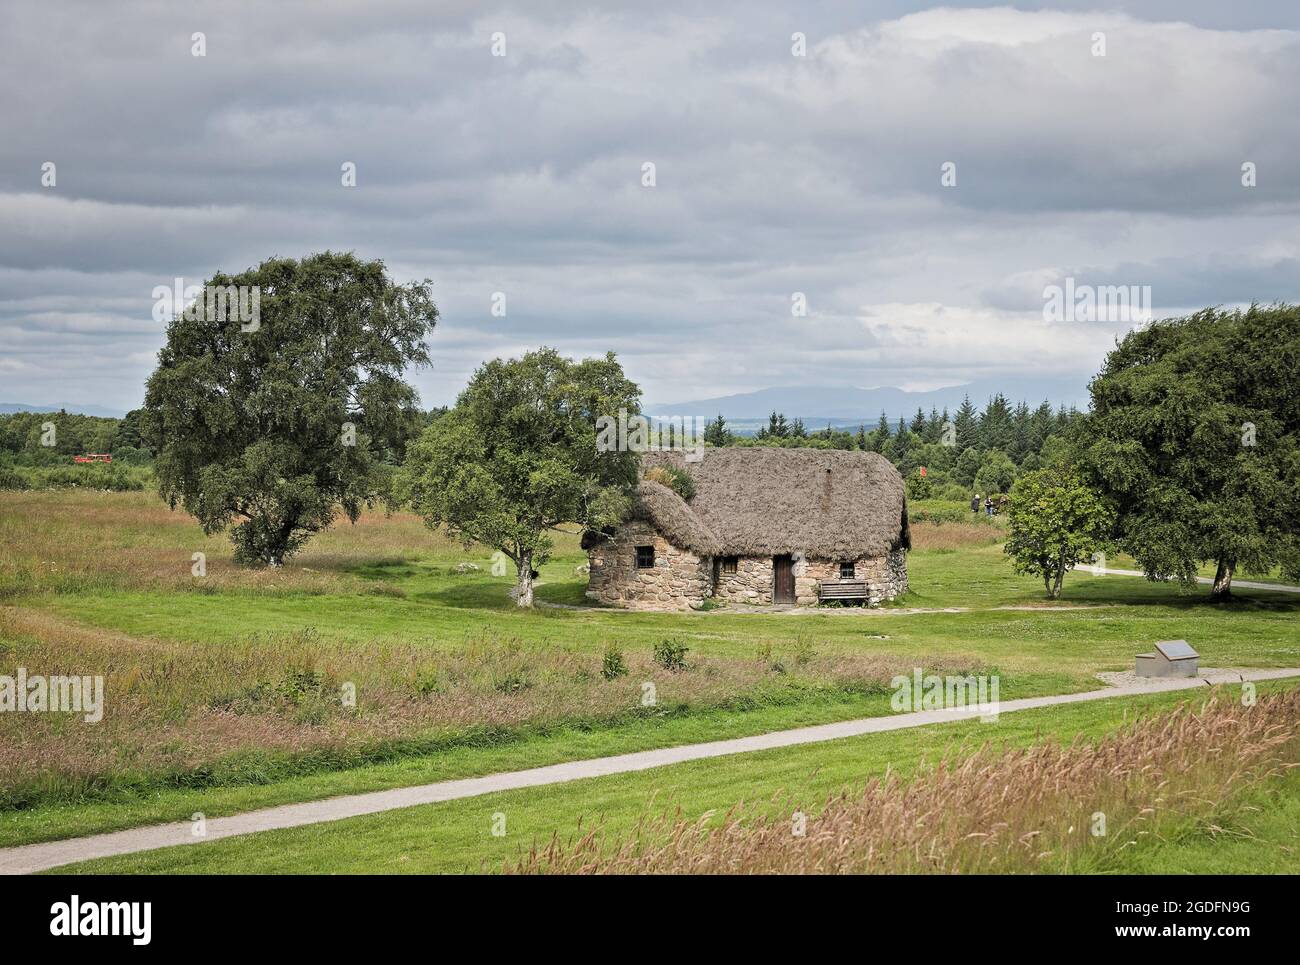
[582,448,910,610]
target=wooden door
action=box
[773,555,795,604]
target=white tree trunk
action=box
[1212,558,1235,599]
[513,551,534,608]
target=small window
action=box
[635,545,655,569]
[840,562,856,579]
[722,556,738,575]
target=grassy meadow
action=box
[2,488,1299,871]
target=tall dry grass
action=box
[908,520,1004,551]
[0,606,977,809]
[506,689,1300,874]
[0,489,489,597]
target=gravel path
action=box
[3,666,1298,875]
[1092,568,1300,593]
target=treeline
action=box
[702,394,1083,500]
[0,409,153,464]
[0,411,154,490]
[0,406,450,467]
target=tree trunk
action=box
[513,551,534,608]
[265,542,287,568]
[1211,558,1235,599]
[266,519,294,567]
[1050,564,1064,600]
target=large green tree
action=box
[396,348,640,607]
[953,395,978,450]
[977,393,1014,451]
[973,448,1017,495]
[954,446,981,487]
[1082,304,1300,598]
[142,252,437,566]
[1004,465,1113,599]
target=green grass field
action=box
[2,489,1298,872]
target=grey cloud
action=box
[981,250,1300,314]
[2,1,1300,411]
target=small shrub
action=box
[792,637,816,666]
[906,471,933,500]
[493,670,532,694]
[935,483,969,501]
[643,465,696,501]
[754,642,786,674]
[274,668,328,705]
[601,644,628,680]
[0,467,29,490]
[643,465,673,486]
[653,637,690,672]
[663,467,696,501]
[415,669,443,695]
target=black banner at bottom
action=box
[0,873,1282,950]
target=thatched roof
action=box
[629,479,723,556]
[633,448,909,560]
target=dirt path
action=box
[1094,567,1300,594]
[3,667,1297,875]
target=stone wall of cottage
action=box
[803,547,908,605]
[713,548,908,607]
[713,556,776,605]
[588,524,909,610]
[585,520,712,610]
[882,547,909,601]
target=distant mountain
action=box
[646,376,1092,433]
[0,402,128,418]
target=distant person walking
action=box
[984,496,994,517]
[971,493,981,515]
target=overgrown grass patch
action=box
[1,605,997,814]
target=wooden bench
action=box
[818,579,869,603]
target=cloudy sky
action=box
[3,0,1299,414]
